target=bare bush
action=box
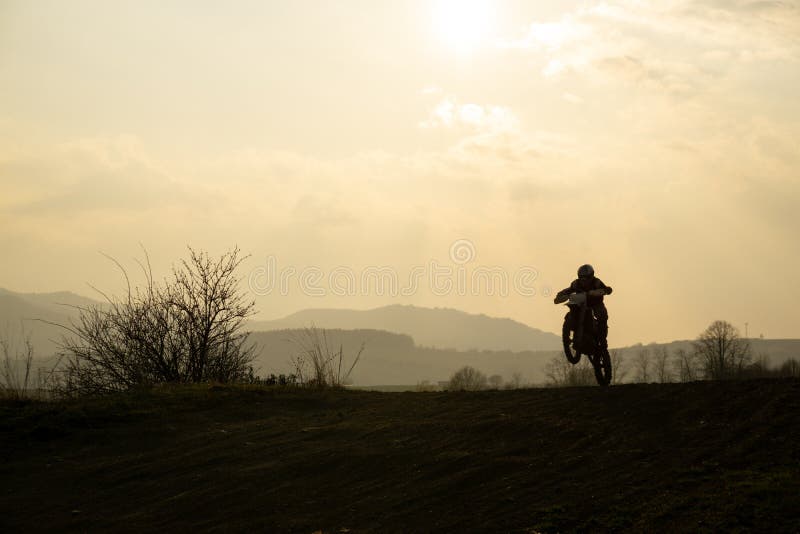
[257,373,299,386]
[290,326,364,388]
[447,366,488,391]
[56,247,256,395]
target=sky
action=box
[1,0,799,345]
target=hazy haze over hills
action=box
[249,328,557,386]
[2,288,798,386]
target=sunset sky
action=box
[1,0,799,345]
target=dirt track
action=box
[2,379,799,532]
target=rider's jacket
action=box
[556,277,612,306]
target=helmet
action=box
[577,264,594,279]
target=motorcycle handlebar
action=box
[553,287,612,304]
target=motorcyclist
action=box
[554,264,613,348]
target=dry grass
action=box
[290,325,364,387]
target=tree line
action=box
[545,320,800,387]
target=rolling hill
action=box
[0,288,95,359]
[248,304,562,352]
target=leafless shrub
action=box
[447,366,488,391]
[55,247,256,396]
[290,326,364,388]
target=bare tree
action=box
[693,320,752,380]
[611,350,629,384]
[447,366,488,391]
[653,347,672,383]
[634,348,651,383]
[673,348,699,382]
[57,247,257,395]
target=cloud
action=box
[420,97,519,133]
[522,18,593,52]
[1,109,798,343]
[0,137,191,216]
[509,0,799,89]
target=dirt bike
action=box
[554,291,612,386]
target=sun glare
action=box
[432,0,495,54]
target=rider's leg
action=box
[562,311,572,342]
[592,303,609,347]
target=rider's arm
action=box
[553,287,572,304]
[589,278,612,297]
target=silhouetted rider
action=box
[554,264,613,347]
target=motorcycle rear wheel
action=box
[562,320,581,364]
[592,347,613,386]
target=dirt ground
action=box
[2,379,799,532]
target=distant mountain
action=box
[248,304,562,352]
[0,288,102,359]
[248,328,556,386]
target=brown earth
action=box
[1,379,799,532]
